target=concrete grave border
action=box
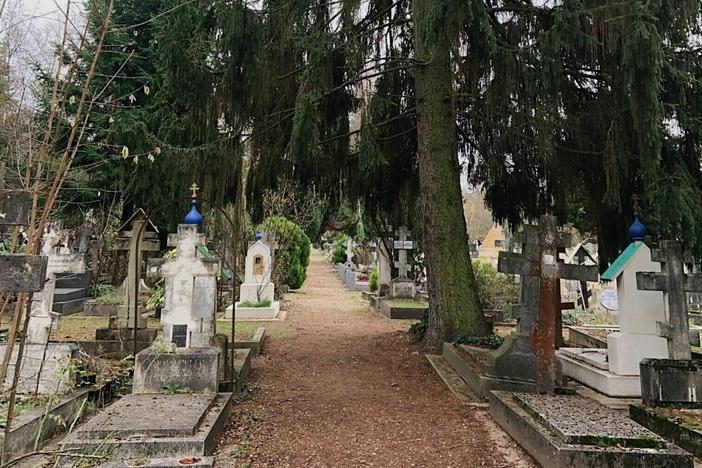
[630,404,702,458]
[60,392,233,461]
[489,391,692,468]
[231,327,266,356]
[1,378,126,462]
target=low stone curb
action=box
[630,404,702,458]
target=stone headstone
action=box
[27,223,86,346]
[147,224,220,348]
[391,226,415,299]
[377,238,392,296]
[225,239,280,319]
[637,240,702,360]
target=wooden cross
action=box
[393,226,414,279]
[114,210,160,328]
[636,240,702,360]
[498,216,598,393]
[148,224,220,348]
[190,183,200,198]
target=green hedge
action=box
[261,216,311,289]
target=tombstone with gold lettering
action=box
[225,232,280,320]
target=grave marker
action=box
[147,224,220,348]
[391,226,415,299]
[113,210,160,329]
[636,240,702,360]
[497,215,598,393]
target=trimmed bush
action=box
[369,266,379,292]
[261,216,311,289]
[332,242,346,264]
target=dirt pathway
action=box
[215,251,534,467]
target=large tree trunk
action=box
[413,0,490,351]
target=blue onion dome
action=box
[629,212,647,241]
[255,231,263,241]
[184,199,203,225]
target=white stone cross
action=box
[148,224,220,348]
[393,226,414,279]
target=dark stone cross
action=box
[497,215,598,393]
[0,191,47,293]
[636,240,702,360]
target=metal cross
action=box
[190,183,200,198]
[498,216,598,393]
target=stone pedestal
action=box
[133,347,219,394]
[391,278,415,299]
[0,343,78,394]
[239,282,275,304]
[224,301,280,320]
[608,333,668,375]
[640,358,702,407]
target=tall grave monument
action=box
[63,188,234,464]
[136,187,221,392]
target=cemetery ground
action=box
[214,251,534,467]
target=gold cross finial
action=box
[190,183,199,199]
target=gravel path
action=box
[215,251,534,467]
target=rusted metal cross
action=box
[498,215,598,393]
[636,240,702,360]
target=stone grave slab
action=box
[61,393,233,461]
[513,392,660,447]
[489,390,692,467]
[630,404,702,458]
[76,393,215,438]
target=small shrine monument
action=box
[225,232,280,319]
[558,212,668,397]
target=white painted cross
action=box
[393,226,414,279]
[147,224,220,348]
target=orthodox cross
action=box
[114,209,160,328]
[190,183,200,199]
[636,240,702,360]
[498,215,598,393]
[147,224,220,348]
[393,226,414,279]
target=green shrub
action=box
[369,266,379,292]
[410,313,428,340]
[89,283,116,298]
[472,260,519,312]
[261,216,311,290]
[454,333,504,349]
[331,242,346,264]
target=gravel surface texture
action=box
[215,251,535,467]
